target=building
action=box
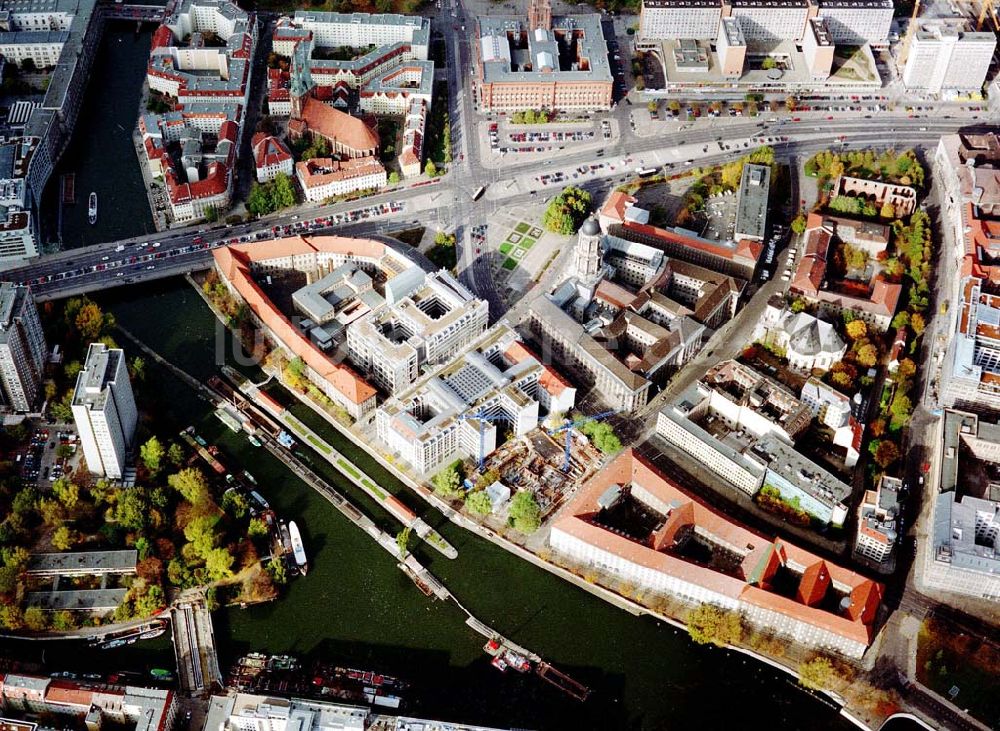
[734,163,770,242]
[832,175,917,217]
[855,475,900,563]
[347,270,488,394]
[71,343,137,480]
[902,20,996,97]
[800,377,863,467]
[728,0,810,44]
[376,325,574,474]
[791,213,901,331]
[937,131,1000,217]
[0,282,45,413]
[752,296,846,372]
[639,0,724,42]
[549,449,883,658]
[475,0,613,113]
[941,277,1000,413]
[202,692,512,731]
[0,673,175,731]
[252,133,293,183]
[801,17,834,80]
[924,409,1000,600]
[751,433,850,526]
[0,139,39,264]
[0,30,69,67]
[141,0,257,223]
[815,0,892,46]
[295,156,387,202]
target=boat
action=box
[503,650,532,673]
[150,668,174,681]
[88,192,97,224]
[288,520,308,574]
[100,638,128,650]
[138,626,167,640]
[491,655,508,672]
[248,435,262,448]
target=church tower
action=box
[573,217,603,281]
[289,40,315,119]
[527,0,552,31]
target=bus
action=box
[472,185,487,201]
[635,167,658,178]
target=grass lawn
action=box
[916,618,1000,727]
[521,237,536,250]
[502,258,518,271]
[515,222,530,234]
[499,242,513,255]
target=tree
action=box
[880,202,895,219]
[204,205,219,224]
[204,548,234,581]
[134,583,166,617]
[246,182,272,217]
[798,656,837,690]
[113,488,149,530]
[889,392,913,431]
[0,565,18,596]
[51,610,77,631]
[75,302,105,341]
[791,214,807,235]
[168,442,185,467]
[52,525,77,551]
[910,312,926,336]
[222,490,249,518]
[432,461,464,499]
[509,490,541,533]
[395,527,412,558]
[891,311,910,330]
[267,557,288,585]
[424,160,438,177]
[23,605,47,632]
[168,468,211,506]
[52,477,79,509]
[248,517,268,537]
[895,358,917,380]
[271,173,296,209]
[388,171,400,185]
[784,95,797,112]
[687,604,743,647]
[38,497,66,527]
[872,440,901,468]
[761,57,776,70]
[542,186,592,235]
[129,356,146,382]
[0,605,23,630]
[140,436,167,475]
[845,320,867,341]
[854,342,878,367]
[465,490,493,516]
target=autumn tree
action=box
[465,490,493,516]
[855,343,879,367]
[845,320,868,341]
[799,656,837,690]
[168,468,211,506]
[687,604,743,647]
[140,436,167,475]
[872,440,901,468]
[910,312,926,336]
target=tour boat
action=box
[88,192,97,224]
[288,520,308,574]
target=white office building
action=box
[71,343,137,480]
[815,0,892,46]
[855,475,900,563]
[902,21,996,96]
[639,0,723,41]
[729,0,810,44]
[0,282,46,413]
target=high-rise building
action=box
[0,282,46,413]
[72,343,137,480]
[902,21,996,96]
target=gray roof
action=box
[580,217,600,236]
[27,587,128,610]
[72,343,125,413]
[932,491,1000,576]
[734,163,770,241]
[27,549,138,574]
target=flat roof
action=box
[735,163,770,240]
[27,549,138,574]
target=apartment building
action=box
[728,0,810,44]
[252,133,293,183]
[800,377,863,467]
[550,450,883,658]
[941,277,1000,414]
[734,163,771,243]
[0,30,68,67]
[0,282,46,413]
[639,0,724,41]
[295,157,387,202]
[855,475,900,563]
[902,21,996,97]
[376,325,574,474]
[347,270,488,394]
[815,0,892,46]
[71,343,137,480]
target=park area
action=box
[916,618,1000,727]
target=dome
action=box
[580,218,600,236]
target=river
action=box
[5,20,861,731]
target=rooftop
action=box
[734,163,770,241]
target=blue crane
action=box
[457,408,510,471]
[547,411,618,473]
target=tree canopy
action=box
[542,186,592,235]
[509,491,541,533]
[687,604,743,646]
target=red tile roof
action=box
[252,133,292,171]
[503,340,573,397]
[299,97,379,154]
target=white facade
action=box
[639,0,722,41]
[0,282,46,413]
[903,24,996,96]
[296,159,387,203]
[71,344,137,480]
[730,2,809,43]
[292,11,429,58]
[0,31,68,67]
[816,0,892,45]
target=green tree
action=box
[509,491,541,533]
[424,160,438,177]
[855,342,878,367]
[798,656,837,690]
[761,56,776,70]
[246,182,273,217]
[52,525,77,551]
[168,442,185,467]
[140,436,167,475]
[134,583,166,617]
[52,477,79,509]
[129,356,146,381]
[204,548,234,581]
[0,604,23,629]
[465,490,493,516]
[135,536,153,560]
[23,605,47,631]
[791,213,807,235]
[388,171,400,185]
[395,527,412,558]
[113,487,149,530]
[75,302,105,341]
[687,604,743,647]
[12,486,38,514]
[267,557,288,585]
[542,186,592,235]
[204,205,219,223]
[248,517,268,537]
[51,610,77,631]
[0,565,18,595]
[432,461,464,499]
[222,490,249,518]
[38,497,66,527]
[271,173,296,209]
[891,311,910,330]
[168,468,211,506]
[184,515,221,557]
[889,392,913,431]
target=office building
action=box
[0,139,38,264]
[0,282,45,413]
[376,325,574,474]
[728,0,810,44]
[347,270,489,394]
[475,0,613,113]
[924,409,1000,600]
[734,163,770,242]
[902,21,996,97]
[801,17,834,79]
[71,343,137,480]
[717,17,747,77]
[815,0,892,46]
[639,0,724,42]
[855,475,900,563]
[0,673,175,731]
[550,449,883,658]
[800,377,863,467]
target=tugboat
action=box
[288,520,308,575]
[88,192,97,225]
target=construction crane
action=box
[977,0,999,31]
[547,411,618,473]
[899,0,922,68]
[457,408,510,471]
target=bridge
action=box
[170,597,222,695]
[100,1,173,21]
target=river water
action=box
[6,23,861,731]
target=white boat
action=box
[88,192,97,225]
[288,520,308,574]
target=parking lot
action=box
[18,427,79,486]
